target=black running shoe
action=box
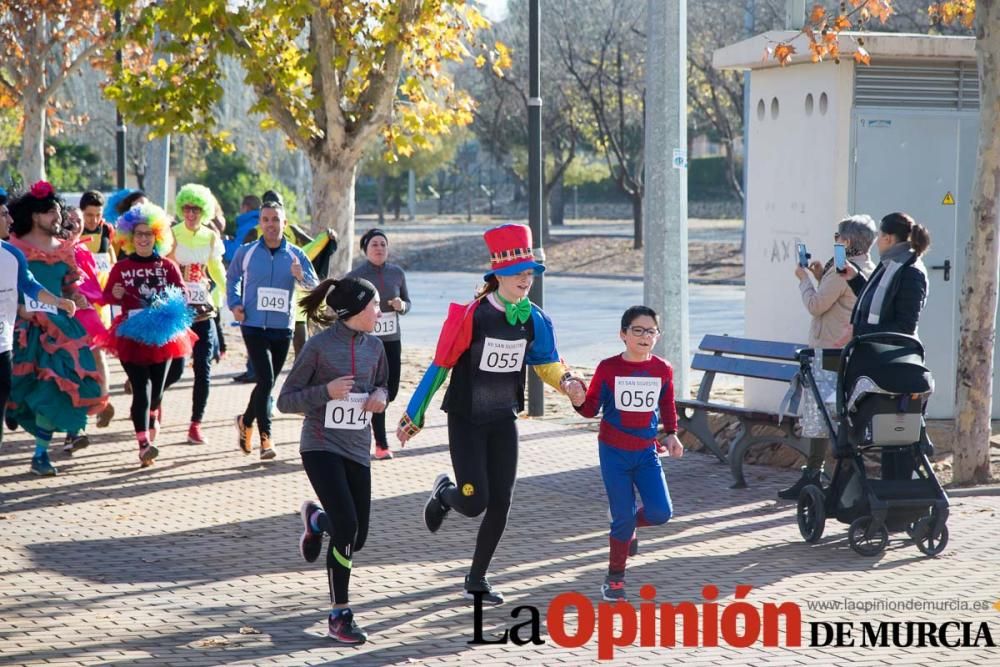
[327,609,368,644]
[63,434,90,454]
[602,573,627,601]
[424,473,453,533]
[299,500,324,563]
[464,575,504,606]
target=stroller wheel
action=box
[848,516,888,557]
[913,520,949,557]
[796,485,826,543]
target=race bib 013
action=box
[24,297,57,315]
[257,287,289,313]
[478,337,527,373]
[373,311,399,337]
[614,376,661,412]
[324,393,371,430]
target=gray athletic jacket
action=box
[277,321,388,466]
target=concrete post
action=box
[643,0,689,398]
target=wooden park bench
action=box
[676,335,812,489]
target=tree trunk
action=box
[954,1,1000,485]
[376,173,386,225]
[550,175,565,227]
[310,157,357,278]
[632,192,643,250]
[19,90,47,184]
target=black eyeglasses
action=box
[627,326,660,337]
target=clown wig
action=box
[174,183,215,225]
[116,202,174,256]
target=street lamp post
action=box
[527,0,545,416]
[114,9,126,190]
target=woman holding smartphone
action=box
[780,215,878,500]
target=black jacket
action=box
[847,252,927,337]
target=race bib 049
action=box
[614,376,661,412]
[324,393,371,430]
[373,311,398,337]
[478,337,527,373]
[24,297,57,315]
[257,287,289,313]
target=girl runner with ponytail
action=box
[277,276,388,645]
[396,223,586,606]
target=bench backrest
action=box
[691,353,798,383]
[690,335,806,404]
[699,334,805,361]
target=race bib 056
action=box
[614,376,661,412]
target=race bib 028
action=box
[478,337,527,373]
[184,281,210,305]
[373,311,399,337]
[614,376,661,413]
[256,287,289,313]
[324,393,371,430]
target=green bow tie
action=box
[496,293,531,326]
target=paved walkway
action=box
[1,358,999,666]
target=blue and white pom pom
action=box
[116,286,193,345]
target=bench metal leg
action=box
[729,431,811,489]
[678,411,728,464]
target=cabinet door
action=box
[851,111,960,419]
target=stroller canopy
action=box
[844,340,933,398]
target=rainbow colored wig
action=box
[116,202,174,256]
[174,183,215,225]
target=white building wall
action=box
[743,62,855,412]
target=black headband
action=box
[360,228,388,252]
[327,277,377,320]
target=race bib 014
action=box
[257,287,289,313]
[373,311,399,337]
[614,376,661,412]
[478,337,527,373]
[324,393,371,430]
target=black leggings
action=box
[0,350,10,444]
[302,451,371,606]
[241,329,291,436]
[441,414,519,581]
[293,321,307,357]
[372,339,401,448]
[122,361,169,436]
[163,319,216,423]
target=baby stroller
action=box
[793,333,949,557]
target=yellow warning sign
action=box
[942,192,955,205]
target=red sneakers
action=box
[187,422,207,445]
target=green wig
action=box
[174,183,215,225]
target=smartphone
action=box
[834,243,847,272]
[796,242,809,268]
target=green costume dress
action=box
[9,237,106,436]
